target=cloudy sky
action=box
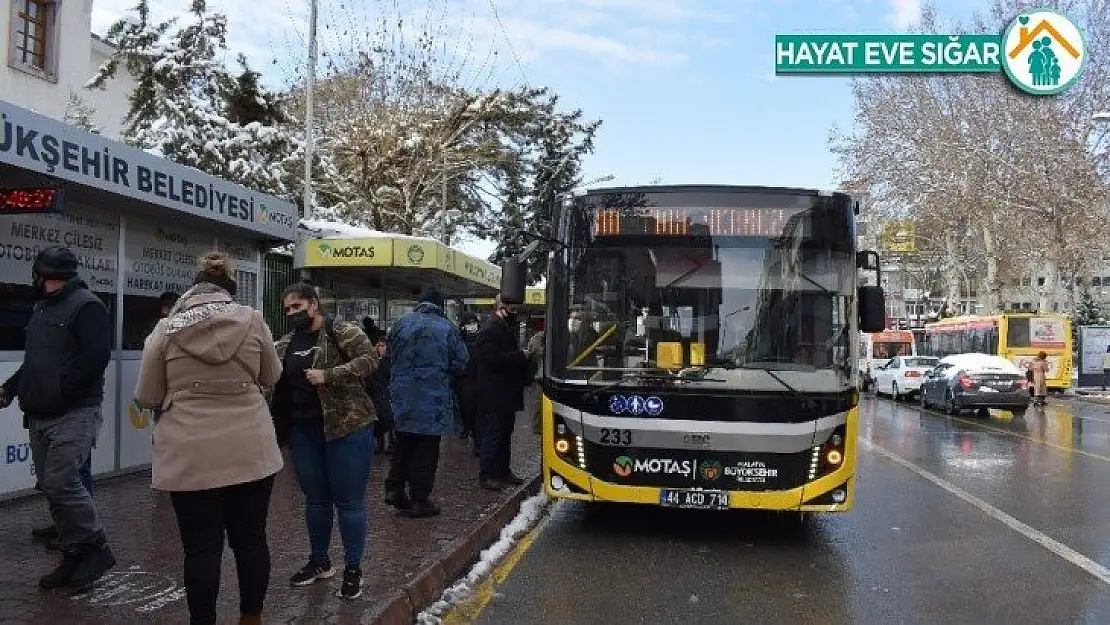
[89,0,993,258]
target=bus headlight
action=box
[810,425,847,480]
[553,414,587,470]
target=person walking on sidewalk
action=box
[134,253,283,625]
[0,246,115,590]
[455,311,482,456]
[474,295,530,491]
[270,282,379,599]
[385,287,469,517]
[1030,351,1050,407]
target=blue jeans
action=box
[290,421,374,569]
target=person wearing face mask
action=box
[473,295,531,491]
[454,311,482,456]
[268,282,379,600]
[0,246,115,590]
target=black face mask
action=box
[288,310,313,331]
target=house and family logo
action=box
[774,10,1086,96]
[1000,11,1085,95]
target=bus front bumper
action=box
[542,454,856,513]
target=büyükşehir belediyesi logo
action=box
[1000,10,1085,95]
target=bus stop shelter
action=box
[295,220,502,327]
[0,99,298,499]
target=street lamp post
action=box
[302,0,319,222]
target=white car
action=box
[873,355,941,401]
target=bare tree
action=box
[832,0,1110,315]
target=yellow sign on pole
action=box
[881,221,915,253]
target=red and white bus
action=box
[859,330,916,387]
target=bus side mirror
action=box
[500,259,527,305]
[859,285,885,333]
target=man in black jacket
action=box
[0,247,115,590]
[474,296,530,491]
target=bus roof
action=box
[926,312,1071,326]
[581,184,852,198]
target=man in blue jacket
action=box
[385,287,469,517]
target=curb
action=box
[370,475,544,625]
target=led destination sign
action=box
[593,206,809,237]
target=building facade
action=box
[2,0,135,137]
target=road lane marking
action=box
[861,436,1110,586]
[441,505,553,624]
[874,397,1110,464]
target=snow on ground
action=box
[415,493,552,624]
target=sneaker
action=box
[289,559,335,587]
[338,566,363,600]
[68,545,116,590]
[32,525,59,542]
[39,553,81,589]
[402,500,442,518]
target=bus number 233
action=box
[599,428,632,446]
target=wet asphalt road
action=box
[447,396,1110,625]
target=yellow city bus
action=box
[499,185,886,517]
[921,314,1073,391]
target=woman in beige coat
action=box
[1030,351,1050,407]
[134,252,283,625]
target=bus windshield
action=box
[547,188,858,393]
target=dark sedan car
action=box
[919,353,1031,417]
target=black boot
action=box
[68,544,116,590]
[384,490,412,510]
[403,500,441,518]
[32,524,59,542]
[39,553,81,589]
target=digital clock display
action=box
[0,187,61,214]
[593,206,809,237]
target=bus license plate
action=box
[659,489,731,510]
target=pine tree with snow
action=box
[87,0,330,206]
[63,91,101,134]
[1074,286,1103,331]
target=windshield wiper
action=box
[793,271,832,295]
[580,371,668,402]
[736,363,800,396]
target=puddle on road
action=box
[71,565,186,614]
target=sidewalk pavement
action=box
[0,410,540,624]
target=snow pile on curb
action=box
[416,493,551,624]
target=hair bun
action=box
[199,252,231,276]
